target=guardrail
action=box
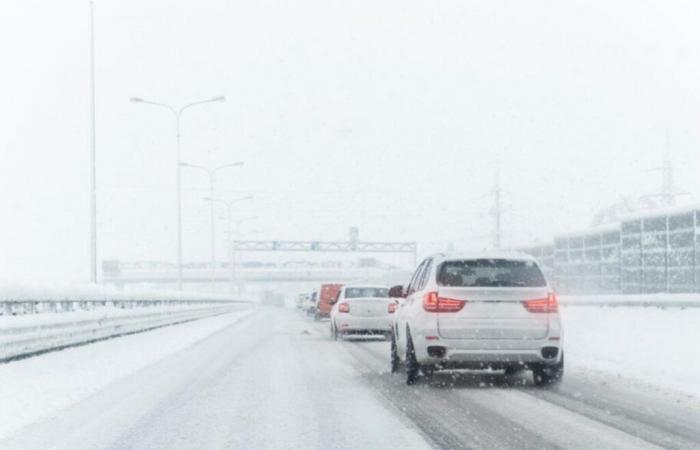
[1,299,241,316]
[0,300,249,363]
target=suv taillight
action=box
[522,293,558,313]
[338,303,350,313]
[388,302,397,314]
[422,292,466,312]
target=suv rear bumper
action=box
[414,335,563,367]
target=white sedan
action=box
[329,285,397,340]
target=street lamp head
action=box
[212,161,245,172]
[129,97,144,103]
[210,96,226,102]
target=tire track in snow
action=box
[333,329,691,449]
[327,330,560,449]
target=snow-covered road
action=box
[1,308,699,449]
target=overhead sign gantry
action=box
[232,228,417,263]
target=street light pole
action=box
[130,95,225,290]
[231,216,258,296]
[209,174,214,288]
[203,196,253,292]
[89,0,97,283]
[203,195,254,243]
[181,162,244,291]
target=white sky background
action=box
[1,0,700,281]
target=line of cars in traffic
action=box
[297,252,564,386]
[297,283,396,338]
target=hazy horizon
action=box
[3,0,700,282]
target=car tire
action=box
[533,352,564,387]
[390,333,401,373]
[406,332,420,385]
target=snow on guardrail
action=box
[0,282,252,362]
[0,282,250,316]
[0,304,248,362]
[560,294,700,308]
[0,281,242,302]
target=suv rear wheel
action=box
[390,333,401,373]
[533,352,564,387]
[406,332,420,385]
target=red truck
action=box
[314,283,343,320]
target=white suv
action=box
[390,253,563,386]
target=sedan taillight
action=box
[388,302,397,314]
[338,302,350,313]
[522,293,558,313]
[422,292,466,312]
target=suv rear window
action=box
[438,259,546,287]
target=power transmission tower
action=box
[661,129,675,206]
[490,163,502,249]
[648,129,679,207]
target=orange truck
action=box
[314,283,343,320]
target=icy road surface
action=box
[2,308,699,450]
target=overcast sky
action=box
[2,0,700,281]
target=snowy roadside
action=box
[0,308,253,440]
[562,305,700,397]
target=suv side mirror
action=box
[389,285,405,298]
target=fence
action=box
[519,206,700,295]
